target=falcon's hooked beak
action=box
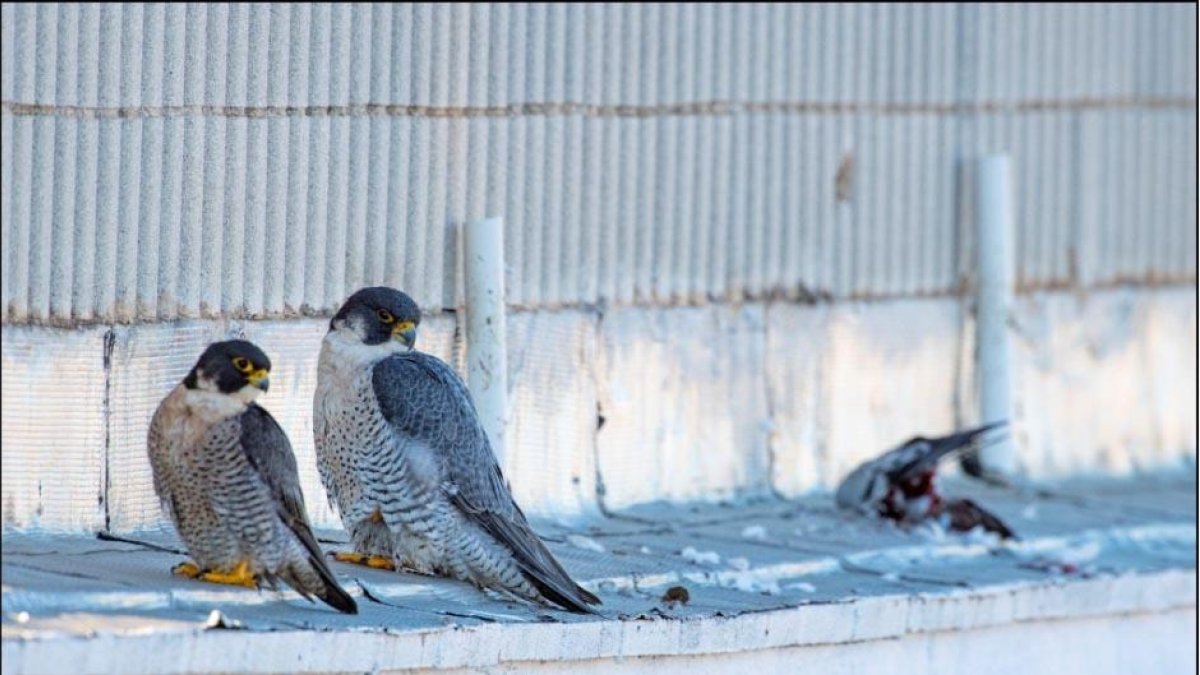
[392,321,417,350]
[247,368,270,393]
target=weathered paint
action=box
[3,287,1192,533]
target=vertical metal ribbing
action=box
[633,3,658,304]
[404,5,432,304]
[707,3,732,302]
[520,4,545,309]
[282,4,311,314]
[220,2,248,317]
[503,3,526,308]
[383,5,411,295]
[764,4,789,297]
[0,2,1195,323]
[302,3,331,314]
[688,3,715,304]
[651,2,677,303]
[136,4,164,320]
[673,3,697,304]
[725,4,748,301]
[176,4,207,318]
[363,4,393,289]
[578,2,604,306]
[424,3,454,309]
[464,3,491,227]
[445,2,472,311]
[453,2,485,311]
[240,4,271,316]
[596,2,623,305]
[614,3,639,305]
[559,3,586,307]
[26,4,58,322]
[114,4,145,322]
[261,3,291,316]
[0,3,16,320]
[541,3,567,307]
[197,3,227,319]
[47,4,78,323]
[155,4,185,319]
[325,3,358,310]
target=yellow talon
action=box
[172,561,202,579]
[333,552,369,565]
[365,555,395,570]
[332,551,396,570]
[197,560,258,589]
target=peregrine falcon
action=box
[834,422,1016,539]
[148,339,357,614]
[313,287,601,614]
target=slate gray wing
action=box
[373,353,601,612]
[239,404,357,613]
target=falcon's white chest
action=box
[314,330,410,521]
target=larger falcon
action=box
[313,287,600,613]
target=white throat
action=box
[179,386,255,423]
[319,324,411,375]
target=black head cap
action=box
[330,286,421,347]
[183,340,272,394]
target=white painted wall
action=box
[2,286,1194,532]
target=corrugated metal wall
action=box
[1,3,1196,325]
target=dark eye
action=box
[376,309,395,324]
[232,357,253,372]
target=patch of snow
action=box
[786,582,816,593]
[680,547,721,565]
[1021,504,1039,520]
[728,557,751,571]
[881,572,900,582]
[741,525,768,541]
[566,534,606,553]
[961,525,1004,548]
[639,545,653,555]
[912,519,950,542]
[723,573,780,596]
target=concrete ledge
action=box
[2,477,1195,674]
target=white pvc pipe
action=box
[464,216,509,468]
[975,155,1016,476]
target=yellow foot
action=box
[197,560,259,589]
[332,552,396,570]
[171,561,202,579]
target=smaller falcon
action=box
[148,339,357,614]
[834,422,1016,539]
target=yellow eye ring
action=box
[232,357,253,372]
[376,309,395,324]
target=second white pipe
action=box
[464,216,509,468]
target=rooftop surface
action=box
[2,475,1196,674]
